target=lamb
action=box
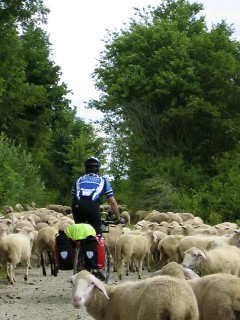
[0,227,34,284]
[115,231,153,279]
[68,270,199,320]
[182,245,240,276]
[36,226,58,276]
[188,273,240,320]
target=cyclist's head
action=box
[84,156,100,174]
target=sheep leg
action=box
[138,259,144,279]
[5,262,11,282]
[48,251,57,277]
[117,259,124,280]
[147,252,152,272]
[157,251,169,269]
[125,258,130,276]
[7,262,15,284]
[24,259,30,281]
[41,251,47,276]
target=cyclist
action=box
[71,156,122,235]
[71,156,123,280]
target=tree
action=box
[0,133,49,206]
[90,0,240,168]
[0,0,108,205]
[88,0,240,216]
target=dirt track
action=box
[0,263,154,320]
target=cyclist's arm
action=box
[107,196,120,221]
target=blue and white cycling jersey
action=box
[72,174,114,202]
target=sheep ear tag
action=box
[86,251,94,259]
[60,251,68,259]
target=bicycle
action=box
[72,218,118,283]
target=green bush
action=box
[0,132,52,207]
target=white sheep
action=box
[165,211,183,223]
[157,234,184,268]
[147,211,170,223]
[103,223,125,272]
[206,229,240,249]
[68,270,199,320]
[150,230,167,264]
[36,226,58,276]
[152,261,200,280]
[120,210,131,225]
[13,220,35,233]
[152,220,170,234]
[177,234,231,261]
[115,231,153,279]
[0,227,34,284]
[188,273,240,320]
[177,212,194,222]
[0,217,14,232]
[135,209,150,221]
[0,222,10,237]
[182,245,240,276]
[151,261,240,320]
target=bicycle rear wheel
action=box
[73,246,80,275]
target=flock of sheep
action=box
[1,204,240,319]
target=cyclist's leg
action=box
[77,200,102,235]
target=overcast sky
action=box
[43,0,240,122]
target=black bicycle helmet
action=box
[84,156,101,168]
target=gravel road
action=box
[0,263,154,320]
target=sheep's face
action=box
[69,274,94,309]
[181,248,202,269]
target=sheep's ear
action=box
[183,268,200,279]
[198,250,206,260]
[92,276,109,300]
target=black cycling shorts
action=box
[72,199,102,235]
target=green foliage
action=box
[88,0,240,222]
[0,133,51,206]
[1,0,240,225]
[0,266,7,280]
[0,3,108,205]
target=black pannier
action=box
[81,235,106,270]
[54,230,74,271]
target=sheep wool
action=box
[69,270,199,320]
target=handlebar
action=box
[101,219,119,226]
[101,217,127,233]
